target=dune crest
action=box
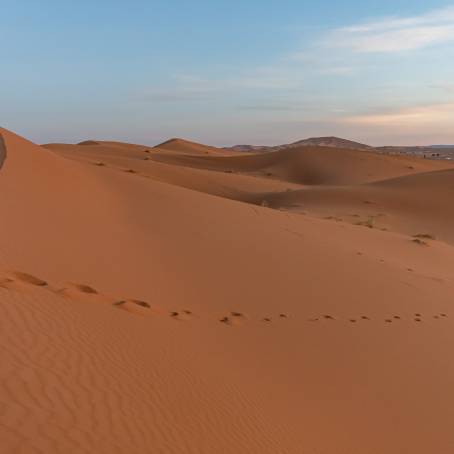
[154,137,232,155]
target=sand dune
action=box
[2,128,454,453]
[47,140,302,201]
[261,168,454,243]
[149,145,453,185]
[154,137,233,155]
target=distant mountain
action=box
[226,136,372,153]
[225,137,454,160]
[284,136,372,150]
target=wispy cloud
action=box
[342,103,454,126]
[140,2,454,135]
[324,6,454,53]
[141,69,306,103]
[177,69,306,91]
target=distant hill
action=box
[225,137,454,160]
[153,138,228,155]
[285,137,372,150]
[226,136,371,153]
[376,146,454,160]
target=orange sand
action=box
[2,128,454,453]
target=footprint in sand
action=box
[71,283,98,294]
[231,311,245,318]
[219,312,247,326]
[55,283,105,302]
[0,277,14,289]
[129,299,151,308]
[170,310,193,321]
[114,299,155,316]
[9,271,48,287]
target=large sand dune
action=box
[154,137,233,155]
[260,169,454,243]
[2,128,454,453]
[147,145,453,185]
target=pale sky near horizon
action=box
[2,0,454,146]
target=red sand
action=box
[2,128,454,453]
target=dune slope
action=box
[46,140,302,201]
[154,138,232,155]
[2,128,454,454]
[148,145,453,185]
[262,168,454,243]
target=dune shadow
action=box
[0,133,6,170]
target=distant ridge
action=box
[226,136,371,152]
[225,136,454,160]
[55,135,454,161]
[286,136,371,150]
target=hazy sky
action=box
[2,0,454,146]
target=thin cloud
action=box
[239,103,306,112]
[142,69,306,103]
[326,5,454,53]
[342,103,454,126]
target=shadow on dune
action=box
[0,132,6,169]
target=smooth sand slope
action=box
[154,137,234,155]
[260,169,454,244]
[147,145,453,184]
[2,128,454,453]
[44,140,302,201]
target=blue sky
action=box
[2,0,454,146]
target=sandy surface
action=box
[2,128,454,453]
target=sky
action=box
[2,0,454,146]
